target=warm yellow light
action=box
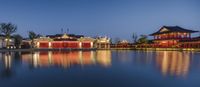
[161,41,167,44]
[49,42,51,47]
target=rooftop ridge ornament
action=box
[160,28,169,32]
[62,33,69,39]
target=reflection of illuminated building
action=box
[0,53,13,70]
[96,50,111,67]
[22,51,111,68]
[0,52,15,78]
[155,51,190,77]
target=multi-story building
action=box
[150,26,198,48]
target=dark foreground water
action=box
[0,50,200,87]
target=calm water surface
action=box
[0,50,200,87]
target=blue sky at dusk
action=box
[0,0,199,41]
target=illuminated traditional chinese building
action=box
[150,26,198,48]
[34,33,95,49]
[95,36,110,49]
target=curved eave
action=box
[149,31,199,36]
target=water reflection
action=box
[21,50,112,68]
[155,51,190,77]
[96,50,111,67]
[3,53,12,69]
[0,50,198,79]
[0,52,15,78]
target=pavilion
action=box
[150,26,198,48]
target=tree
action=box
[28,31,40,48]
[13,34,23,49]
[132,32,138,43]
[137,35,148,44]
[0,23,17,48]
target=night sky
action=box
[0,0,199,41]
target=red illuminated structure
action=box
[35,33,95,49]
[150,26,198,48]
[179,36,200,48]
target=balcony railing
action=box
[154,37,190,40]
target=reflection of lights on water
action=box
[22,51,111,68]
[0,51,193,79]
[96,50,111,67]
[90,51,95,63]
[156,51,190,77]
[79,51,83,65]
[48,51,52,64]
[33,52,39,68]
[161,51,168,76]
[145,51,154,64]
[4,53,12,69]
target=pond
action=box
[0,50,200,87]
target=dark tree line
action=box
[0,22,40,49]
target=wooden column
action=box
[198,43,200,48]
[37,42,40,48]
[90,42,93,48]
[189,33,191,39]
[167,33,169,39]
[174,33,177,39]
[79,42,82,48]
[184,43,186,48]
[197,42,200,48]
[48,42,52,48]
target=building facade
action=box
[0,35,15,48]
[150,26,198,48]
[95,37,110,49]
[179,36,200,48]
[34,33,95,49]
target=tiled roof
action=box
[150,26,198,36]
[46,34,84,38]
[54,38,77,41]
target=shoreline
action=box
[0,48,200,52]
[135,48,200,51]
[0,48,97,52]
